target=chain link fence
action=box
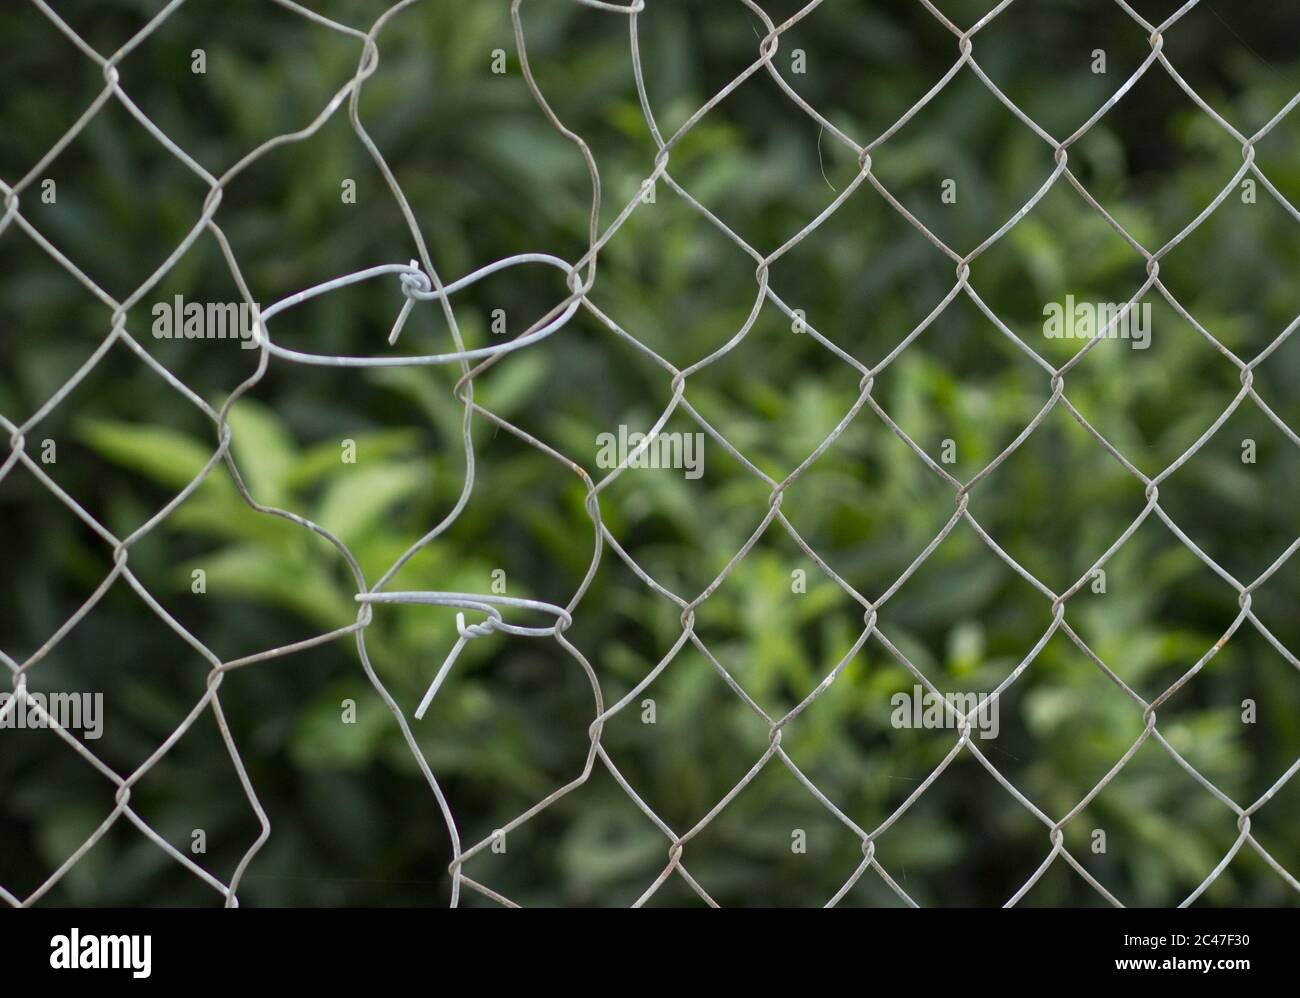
[2,0,1299,907]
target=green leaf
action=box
[313,461,430,545]
[181,545,355,630]
[476,351,549,420]
[169,491,305,548]
[286,429,422,490]
[77,419,218,490]
[226,399,298,505]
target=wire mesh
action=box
[2,0,1299,908]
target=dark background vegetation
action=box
[1,0,1299,906]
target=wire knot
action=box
[399,261,432,299]
[456,611,496,641]
[388,260,431,345]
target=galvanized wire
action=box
[2,0,1298,908]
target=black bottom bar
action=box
[2,907,1287,984]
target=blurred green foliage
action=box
[2,0,1299,906]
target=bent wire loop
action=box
[255,253,583,367]
[356,592,573,720]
